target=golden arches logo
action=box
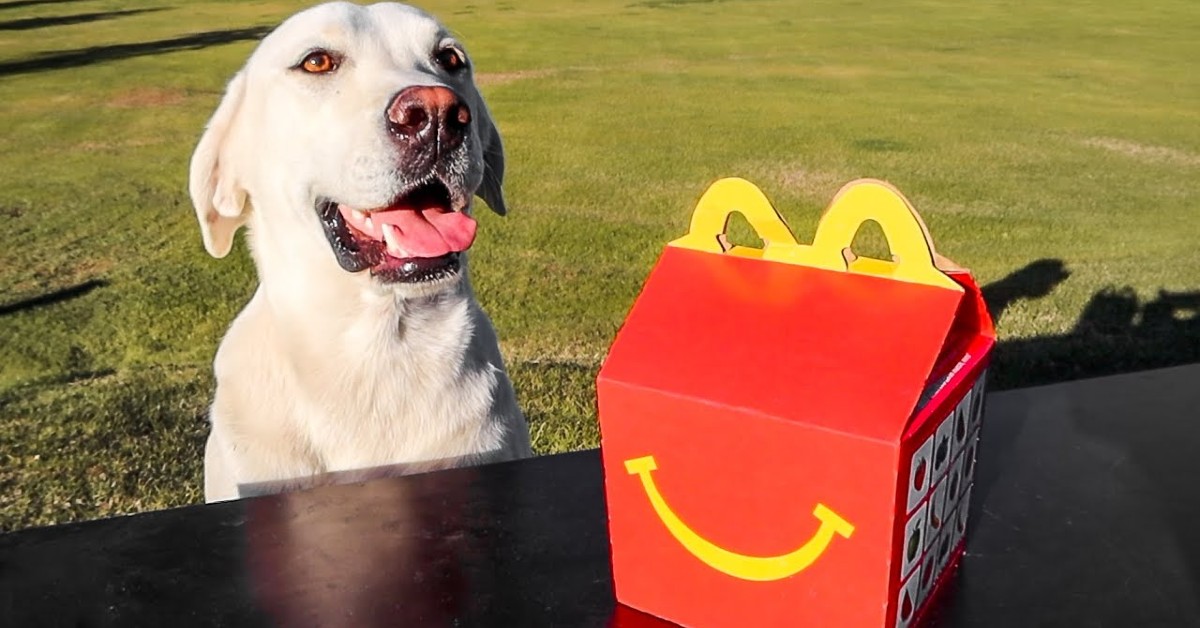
[625,456,855,581]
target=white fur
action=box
[189,1,531,502]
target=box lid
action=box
[599,178,969,443]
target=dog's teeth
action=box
[382,224,409,257]
[363,216,374,231]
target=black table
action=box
[2,365,1199,627]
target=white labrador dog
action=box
[189,1,532,502]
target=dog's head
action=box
[189,2,505,293]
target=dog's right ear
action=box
[189,72,250,259]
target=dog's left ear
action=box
[476,107,507,216]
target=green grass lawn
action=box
[1,0,1197,532]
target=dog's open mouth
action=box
[318,180,476,284]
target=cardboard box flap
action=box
[907,269,998,432]
[599,178,967,443]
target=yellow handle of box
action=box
[763,179,962,291]
[669,177,799,259]
[670,177,962,291]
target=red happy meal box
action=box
[597,178,995,628]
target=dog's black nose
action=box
[386,86,470,151]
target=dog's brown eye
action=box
[300,50,337,74]
[435,47,466,73]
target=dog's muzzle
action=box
[316,86,478,285]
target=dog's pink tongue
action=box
[378,209,477,258]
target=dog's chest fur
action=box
[213,284,511,478]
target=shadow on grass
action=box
[0,8,164,31]
[980,258,1071,324]
[978,260,1200,608]
[983,259,1200,390]
[0,279,109,317]
[0,0,86,11]
[0,26,270,77]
